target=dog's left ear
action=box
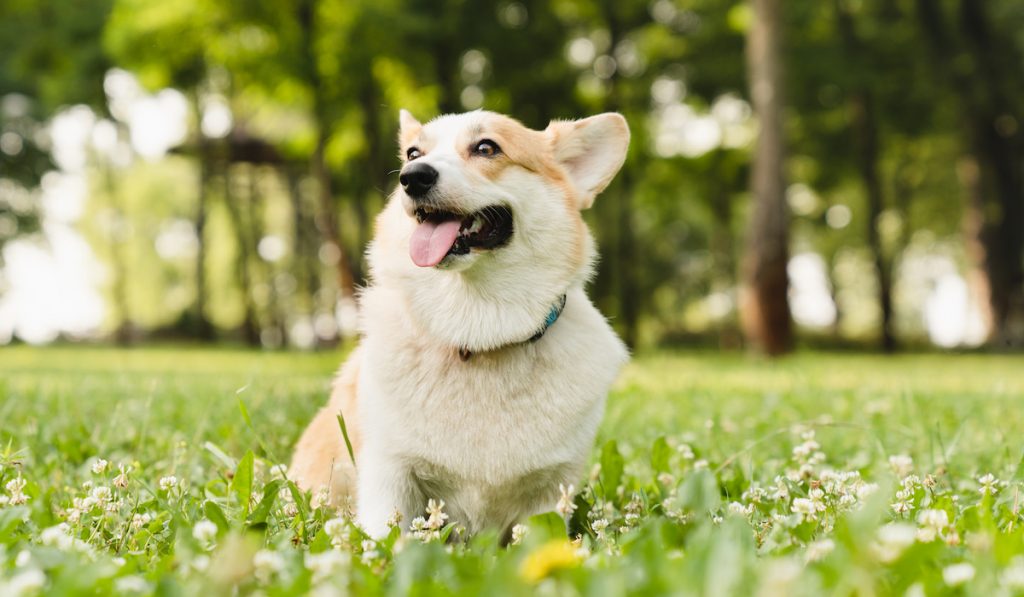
[547,113,630,209]
[399,109,422,146]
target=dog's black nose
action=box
[399,162,438,199]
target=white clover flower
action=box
[510,523,528,545]
[158,476,178,491]
[425,499,449,530]
[131,513,152,530]
[791,496,825,522]
[792,438,820,461]
[305,550,350,584]
[943,562,975,587]
[874,523,916,563]
[360,540,380,565]
[1001,557,1024,589]
[901,475,921,490]
[978,473,1001,495]
[269,464,288,480]
[805,538,835,562]
[113,465,130,489]
[743,486,767,503]
[891,500,910,515]
[916,509,949,543]
[324,517,349,548]
[556,484,577,518]
[0,495,9,507]
[656,472,675,486]
[282,502,299,518]
[888,455,913,477]
[15,550,31,568]
[4,568,46,596]
[727,501,753,517]
[253,549,285,584]
[323,517,346,537]
[192,520,217,549]
[693,459,709,471]
[40,525,75,551]
[114,576,149,594]
[855,482,878,501]
[5,477,27,494]
[5,477,28,506]
[677,444,695,460]
[386,509,403,529]
[189,555,210,573]
[711,515,724,524]
[90,486,112,504]
[91,459,109,475]
[311,485,330,509]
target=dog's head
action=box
[369,110,629,351]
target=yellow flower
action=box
[519,539,581,583]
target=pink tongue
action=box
[410,219,462,267]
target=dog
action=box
[289,109,630,540]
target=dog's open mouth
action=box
[409,205,514,267]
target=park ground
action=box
[1,346,1024,595]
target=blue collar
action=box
[458,294,567,361]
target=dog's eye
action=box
[407,147,422,161]
[472,139,501,157]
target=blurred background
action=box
[0,0,1022,355]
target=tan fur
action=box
[399,113,589,269]
[289,348,362,507]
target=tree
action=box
[741,0,792,355]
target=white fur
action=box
[333,111,629,537]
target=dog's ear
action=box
[398,109,422,146]
[547,113,630,209]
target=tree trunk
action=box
[599,0,639,349]
[916,0,1024,346]
[192,98,214,341]
[298,0,358,331]
[835,1,896,351]
[956,0,1024,347]
[741,0,793,356]
[221,160,260,346]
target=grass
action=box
[1,346,1024,595]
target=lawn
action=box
[1,346,1023,595]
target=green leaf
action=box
[337,414,357,468]
[248,479,281,524]
[651,436,672,474]
[203,500,230,533]
[526,511,567,540]
[600,440,625,502]
[568,492,592,538]
[676,469,721,514]
[0,506,28,542]
[237,394,253,428]
[232,450,254,519]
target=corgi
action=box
[289,109,630,540]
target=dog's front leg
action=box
[355,451,422,538]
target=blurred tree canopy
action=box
[1,0,1023,352]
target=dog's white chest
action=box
[357,288,627,530]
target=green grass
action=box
[1,346,1024,595]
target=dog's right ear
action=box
[399,109,422,147]
[547,113,630,209]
